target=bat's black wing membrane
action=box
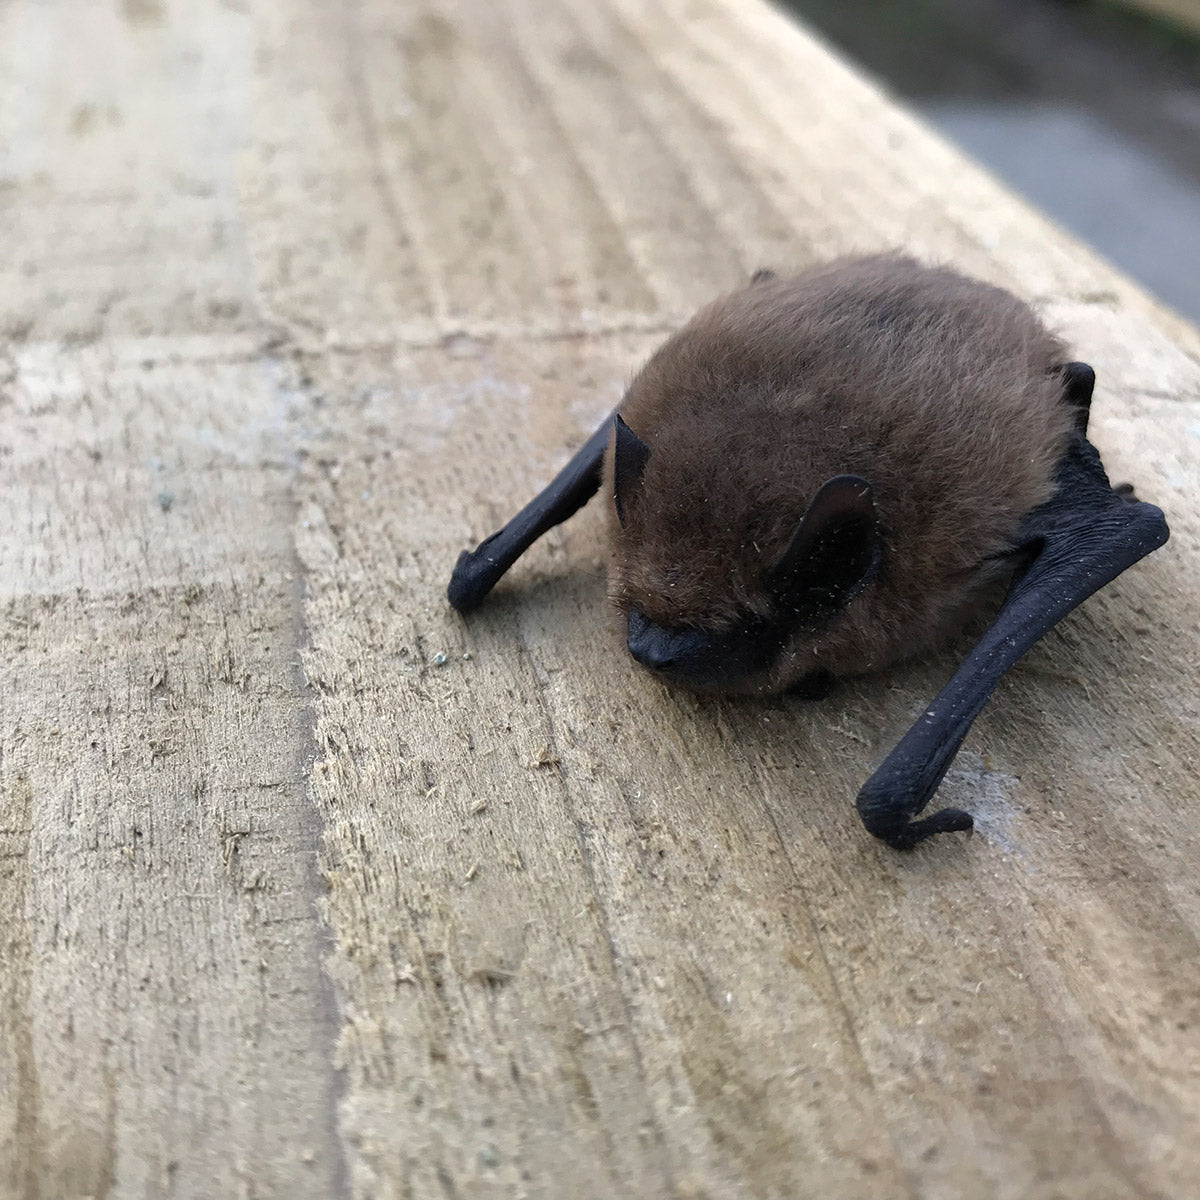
[447,415,613,612]
[857,430,1169,850]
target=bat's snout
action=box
[625,608,772,692]
[626,608,684,673]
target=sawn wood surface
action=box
[2,1,1199,1197]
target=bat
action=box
[448,256,1169,850]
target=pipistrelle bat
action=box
[448,256,1169,849]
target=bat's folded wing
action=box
[856,431,1169,850]
[447,416,613,612]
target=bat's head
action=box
[607,415,881,694]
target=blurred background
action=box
[786,0,1200,321]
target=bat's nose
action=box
[629,643,675,671]
[626,609,677,672]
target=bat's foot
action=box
[865,806,975,851]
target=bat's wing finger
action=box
[447,415,613,612]
[856,431,1169,850]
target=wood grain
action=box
[2,0,1198,1197]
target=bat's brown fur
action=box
[604,255,1077,694]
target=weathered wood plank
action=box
[2,0,1199,1197]
[0,340,347,1199]
[0,1,344,1195]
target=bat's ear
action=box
[613,415,651,528]
[764,475,881,615]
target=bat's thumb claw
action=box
[863,806,975,851]
[912,806,974,843]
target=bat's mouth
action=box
[625,607,782,692]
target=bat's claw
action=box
[863,806,975,851]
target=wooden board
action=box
[2,1,1198,1197]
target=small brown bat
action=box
[448,256,1169,849]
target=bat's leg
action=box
[856,431,1168,850]
[447,416,613,612]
